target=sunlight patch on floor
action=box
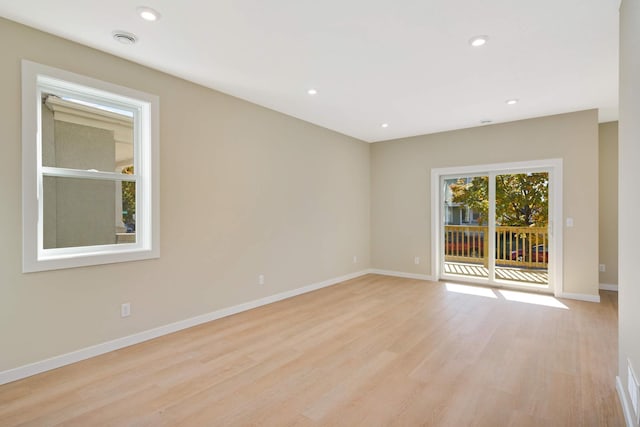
[444,283,569,309]
[445,283,497,298]
[498,289,569,309]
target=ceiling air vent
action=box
[112,31,137,45]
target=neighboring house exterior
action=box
[42,95,134,247]
[443,177,481,226]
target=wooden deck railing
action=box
[444,225,548,269]
[444,225,487,265]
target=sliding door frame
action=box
[431,159,563,296]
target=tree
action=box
[450,173,548,226]
[121,165,135,228]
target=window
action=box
[22,60,159,272]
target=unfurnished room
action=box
[1,1,639,426]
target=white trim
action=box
[617,375,637,427]
[368,269,436,281]
[41,167,137,181]
[599,283,619,291]
[557,292,601,303]
[0,270,368,385]
[488,171,497,282]
[430,159,563,296]
[431,171,442,280]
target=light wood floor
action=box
[0,274,623,426]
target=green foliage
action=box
[121,165,135,227]
[450,173,548,226]
[450,177,489,225]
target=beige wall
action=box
[598,122,618,286]
[0,18,370,372]
[618,0,640,417]
[371,110,600,297]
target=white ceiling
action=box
[0,0,620,142]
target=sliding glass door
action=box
[440,168,551,290]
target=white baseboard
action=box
[368,269,436,282]
[0,270,369,386]
[600,283,619,291]
[617,375,637,427]
[557,292,601,303]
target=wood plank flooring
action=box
[0,274,624,426]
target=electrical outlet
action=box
[258,274,265,285]
[599,264,606,273]
[121,302,131,318]
[414,256,420,265]
[353,255,358,263]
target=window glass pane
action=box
[41,93,134,173]
[43,176,136,249]
[495,172,549,283]
[443,176,488,279]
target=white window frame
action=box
[22,60,160,272]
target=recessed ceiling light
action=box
[112,31,138,45]
[137,6,161,21]
[307,88,318,95]
[469,35,488,47]
[381,123,389,128]
[506,99,519,105]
